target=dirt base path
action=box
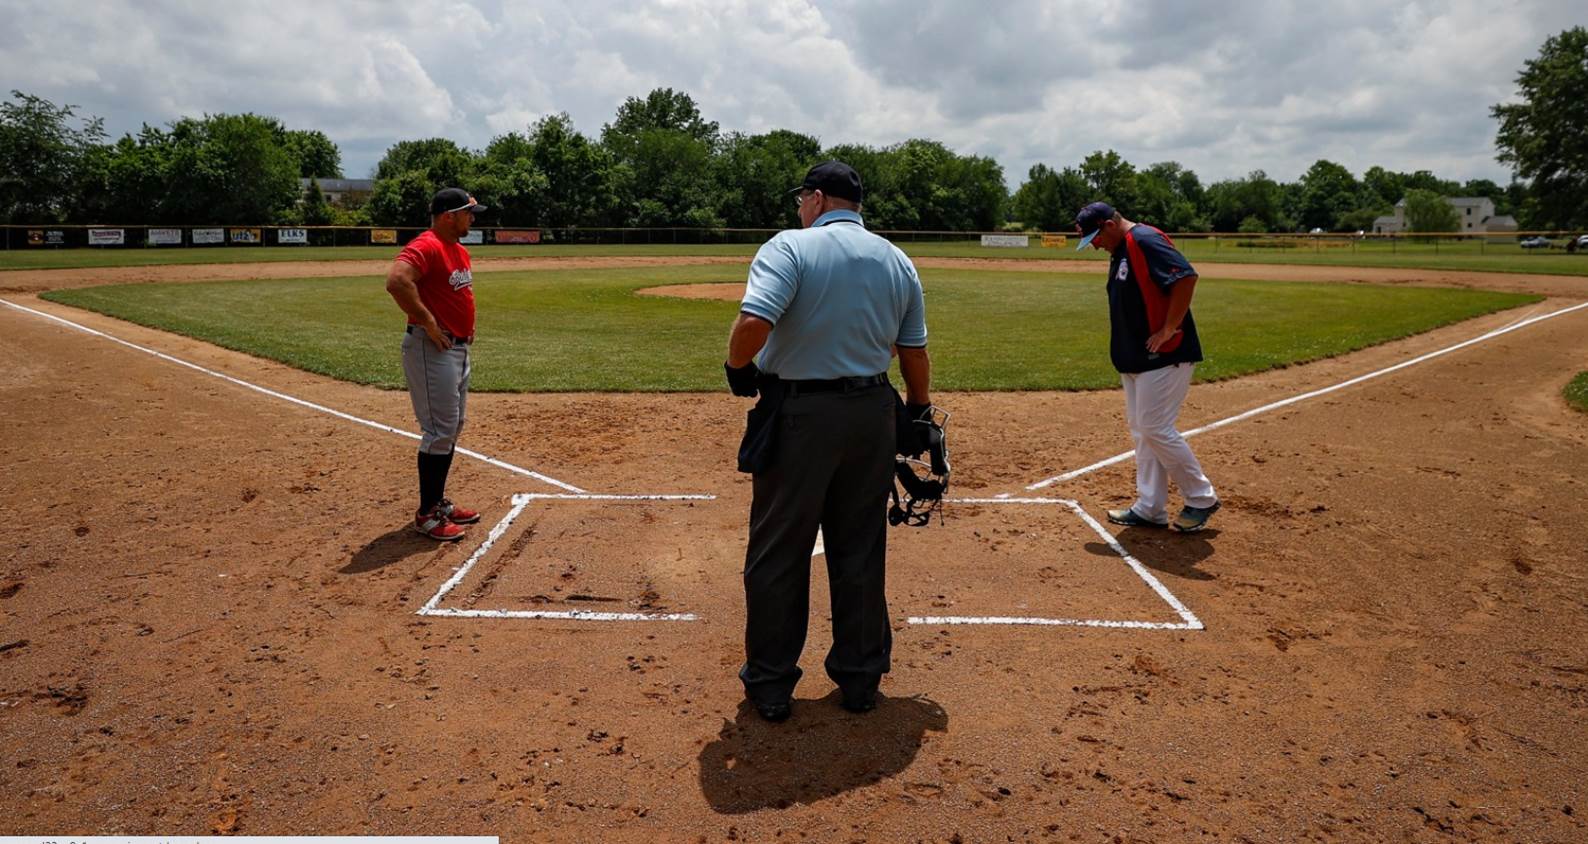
[5,254,1585,297]
[3,292,1586,841]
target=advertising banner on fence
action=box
[89,228,126,246]
[370,229,398,245]
[495,229,541,244]
[230,228,262,244]
[278,228,308,244]
[192,228,224,244]
[460,230,483,245]
[27,230,43,246]
[148,228,183,245]
[980,234,1029,248]
[1041,233,1068,248]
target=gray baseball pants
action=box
[402,327,470,455]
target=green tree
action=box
[1206,170,1286,231]
[300,178,333,226]
[1296,159,1359,231]
[156,113,300,224]
[1493,26,1588,228]
[1078,149,1138,210]
[1135,161,1210,231]
[1402,189,1460,232]
[369,138,478,226]
[367,169,439,227]
[713,129,821,228]
[472,131,547,226]
[602,88,720,154]
[1361,165,1405,208]
[526,113,621,227]
[1012,163,1090,231]
[283,129,342,178]
[1237,215,1267,234]
[0,91,106,222]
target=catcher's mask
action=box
[889,407,950,527]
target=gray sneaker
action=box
[1173,500,1221,533]
[1107,508,1169,528]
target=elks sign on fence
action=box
[980,234,1030,248]
[26,230,63,246]
[278,228,308,244]
[230,228,262,244]
[148,228,183,245]
[495,230,541,244]
[192,228,224,244]
[370,229,398,245]
[88,228,125,246]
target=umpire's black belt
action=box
[780,373,889,396]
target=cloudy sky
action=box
[2,0,1580,187]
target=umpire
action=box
[724,160,932,722]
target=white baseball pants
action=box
[1121,362,1216,521]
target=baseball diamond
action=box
[1,240,1585,842]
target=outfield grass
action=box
[1566,372,1588,413]
[6,238,1588,277]
[41,265,1539,392]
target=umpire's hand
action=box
[725,361,760,397]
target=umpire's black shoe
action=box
[754,700,792,722]
[840,691,877,714]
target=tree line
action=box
[3,27,1583,233]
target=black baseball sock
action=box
[438,448,456,500]
[418,451,448,516]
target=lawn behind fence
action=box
[41,265,1540,392]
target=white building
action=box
[1372,196,1511,234]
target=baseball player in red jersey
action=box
[383,187,486,540]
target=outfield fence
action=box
[2,224,1585,255]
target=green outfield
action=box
[4,237,1588,275]
[41,265,1539,392]
[1566,372,1588,413]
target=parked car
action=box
[1571,234,1588,253]
[1520,236,1551,249]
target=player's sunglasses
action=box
[793,190,815,208]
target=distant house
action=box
[298,178,374,206]
[1372,196,1513,234]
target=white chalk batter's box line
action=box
[419,493,1203,631]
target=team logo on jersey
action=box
[1116,260,1130,281]
[447,269,473,291]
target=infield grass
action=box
[41,265,1540,392]
[1566,372,1588,413]
[7,238,1588,277]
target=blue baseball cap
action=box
[1074,201,1115,250]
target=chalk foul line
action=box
[0,297,585,493]
[1025,300,1588,491]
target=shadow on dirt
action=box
[1084,527,1220,581]
[343,525,436,574]
[698,690,948,813]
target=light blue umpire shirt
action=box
[739,209,928,380]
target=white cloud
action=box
[0,0,1581,186]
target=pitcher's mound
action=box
[635,283,745,301]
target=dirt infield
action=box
[2,260,1587,840]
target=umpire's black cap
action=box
[789,160,864,203]
[430,187,487,216]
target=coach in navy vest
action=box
[1076,201,1221,533]
[724,161,933,722]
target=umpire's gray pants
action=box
[402,328,470,455]
[740,383,896,705]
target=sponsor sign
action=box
[278,228,308,244]
[495,229,541,245]
[46,230,65,245]
[980,234,1029,248]
[230,227,262,244]
[192,228,224,244]
[1041,233,1068,248]
[370,229,398,245]
[148,228,183,245]
[89,228,126,246]
[27,230,43,246]
[460,230,483,245]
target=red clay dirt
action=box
[1,258,1586,841]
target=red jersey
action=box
[396,230,475,339]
